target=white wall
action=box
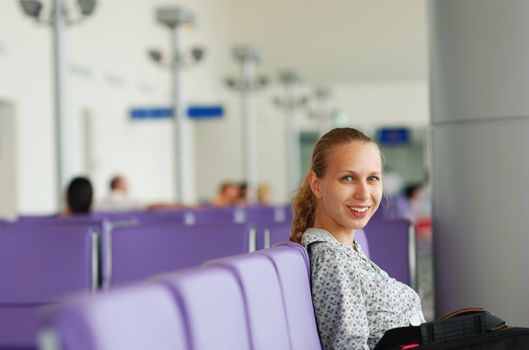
[0,101,17,219]
[0,0,233,213]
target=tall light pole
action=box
[308,86,335,136]
[225,46,267,203]
[149,7,205,203]
[19,0,97,210]
[273,69,307,195]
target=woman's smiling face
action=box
[310,140,383,238]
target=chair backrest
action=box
[257,245,322,350]
[16,215,100,225]
[275,241,311,274]
[0,227,98,303]
[120,211,189,226]
[106,224,253,287]
[245,205,289,224]
[355,229,370,259]
[256,222,291,250]
[39,284,188,350]
[191,207,246,224]
[208,253,291,350]
[0,226,98,349]
[363,218,414,287]
[156,267,251,350]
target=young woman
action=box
[290,128,425,350]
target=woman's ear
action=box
[309,171,322,199]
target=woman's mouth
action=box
[347,205,370,218]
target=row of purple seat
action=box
[38,242,323,350]
[0,208,293,350]
[0,207,415,349]
[16,205,292,227]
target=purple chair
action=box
[14,215,137,231]
[0,227,98,350]
[0,218,12,227]
[190,207,246,224]
[16,215,100,224]
[208,253,291,350]
[275,241,311,274]
[118,211,191,226]
[355,229,370,259]
[274,229,369,270]
[156,267,251,350]
[256,222,291,250]
[363,218,415,288]
[257,245,322,350]
[39,284,188,350]
[245,205,290,224]
[105,224,254,287]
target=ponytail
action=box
[290,175,317,243]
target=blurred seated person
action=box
[257,183,271,206]
[403,183,425,221]
[212,181,239,207]
[61,176,93,216]
[237,181,257,206]
[95,175,144,212]
[237,182,249,206]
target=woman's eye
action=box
[368,176,380,182]
[341,175,354,182]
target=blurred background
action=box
[0,0,429,215]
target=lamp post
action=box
[225,46,267,203]
[273,69,307,195]
[148,7,205,203]
[19,0,97,210]
[308,86,335,136]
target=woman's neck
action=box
[313,211,355,245]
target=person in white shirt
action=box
[95,175,145,212]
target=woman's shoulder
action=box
[302,228,351,253]
[306,241,355,270]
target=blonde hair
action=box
[290,128,378,243]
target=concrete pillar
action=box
[430,0,529,325]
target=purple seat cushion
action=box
[254,222,291,250]
[107,224,251,286]
[209,253,291,350]
[157,267,251,350]
[0,228,95,303]
[41,285,187,350]
[0,307,38,349]
[274,241,311,274]
[363,219,412,285]
[0,227,96,349]
[257,246,322,350]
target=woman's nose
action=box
[353,182,369,200]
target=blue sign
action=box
[130,105,224,120]
[376,127,411,145]
[130,107,173,120]
[187,105,224,119]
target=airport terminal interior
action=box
[1,1,528,349]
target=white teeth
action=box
[349,206,368,213]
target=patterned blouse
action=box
[301,228,425,350]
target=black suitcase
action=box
[374,308,529,350]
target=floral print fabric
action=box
[302,228,425,350]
